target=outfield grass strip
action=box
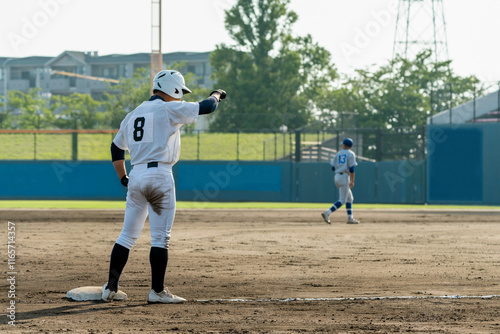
[0,200,499,210]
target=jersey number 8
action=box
[133,117,146,142]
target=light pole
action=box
[279,124,288,158]
[3,58,14,113]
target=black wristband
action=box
[120,175,129,187]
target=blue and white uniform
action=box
[321,138,359,224]
[331,148,357,206]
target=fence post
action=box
[421,125,426,159]
[282,133,286,158]
[498,81,500,122]
[295,130,301,162]
[429,86,433,125]
[274,132,277,160]
[72,132,78,161]
[197,130,200,160]
[236,131,240,161]
[473,84,476,122]
[317,130,321,162]
[376,128,383,161]
[449,83,453,124]
[34,133,37,160]
[336,130,340,152]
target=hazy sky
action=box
[0,0,498,86]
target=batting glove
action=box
[210,89,227,100]
[120,175,129,187]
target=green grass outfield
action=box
[0,200,499,210]
[0,132,311,161]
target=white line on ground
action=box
[194,295,500,302]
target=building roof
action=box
[1,50,211,67]
[85,52,150,64]
[46,51,88,67]
[85,51,212,64]
[1,56,53,67]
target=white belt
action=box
[132,162,172,172]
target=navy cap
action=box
[342,138,353,147]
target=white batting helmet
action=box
[153,70,192,99]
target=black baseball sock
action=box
[150,247,168,293]
[107,243,130,292]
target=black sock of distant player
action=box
[107,243,130,292]
[150,247,168,293]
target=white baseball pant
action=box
[116,163,175,250]
[334,173,353,204]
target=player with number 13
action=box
[321,138,360,225]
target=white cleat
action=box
[321,211,331,224]
[147,288,186,304]
[347,217,360,224]
[102,283,116,302]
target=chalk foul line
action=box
[194,295,500,303]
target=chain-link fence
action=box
[262,125,426,162]
[0,126,427,162]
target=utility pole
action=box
[151,0,162,90]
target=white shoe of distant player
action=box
[102,283,116,302]
[321,211,331,224]
[147,288,186,304]
[347,217,359,224]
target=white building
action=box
[0,51,212,100]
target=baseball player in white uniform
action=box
[102,70,226,303]
[321,138,360,224]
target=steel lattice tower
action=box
[393,0,449,63]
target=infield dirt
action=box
[1,208,499,333]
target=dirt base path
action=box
[1,209,499,333]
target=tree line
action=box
[0,0,481,132]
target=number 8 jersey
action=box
[113,96,199,166]
[331,148,358,174]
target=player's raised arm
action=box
[198,89,227,115]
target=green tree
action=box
[8,88,56,129]
[54,93,102,129]
[318,50,480,129]
[102,67,151,129]
[102,65,207,129]
[210,0,336,131]
[0,96,12,129]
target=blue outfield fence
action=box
[0,160,426,204]
[427,123,500,205]
[0,123,497,205]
